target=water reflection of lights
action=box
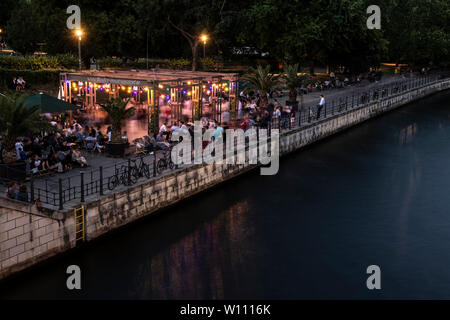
[129,201,258,299]
[399,123,418,145]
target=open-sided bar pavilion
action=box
[59,69,239,134]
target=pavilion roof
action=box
[62,69,238,87]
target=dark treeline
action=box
[0,0,449,72]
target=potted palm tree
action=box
[241,65,279,108]
[283,64,305,111]
[100,98,135,157]
[0,95,51,180]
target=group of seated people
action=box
[134,119,232,155]
[63,122,110,153]
[10,76,27,91]
[15,133,89,176]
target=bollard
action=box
[99,166,104,196]
[59,178,63,210]
[80,172,85,202]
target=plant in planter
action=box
[241,65,279,108]
[283,64,305,111]
[100,98,135,157]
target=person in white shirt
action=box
[317,95,326,120]
[179,121,188,132]
[15,140,23,160]
[171,123,180,132]
[107,126,112,142]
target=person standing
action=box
[317,95,325,120]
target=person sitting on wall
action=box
[15,185,29,203]
[5,182,19,199]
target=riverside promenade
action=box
[1,72,449,280]
[0,72,428,211]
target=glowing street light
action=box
[74,29,83,71]
[200,34,208,58]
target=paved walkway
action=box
[273,73,400,108]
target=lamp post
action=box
[201,34,208,59]
[75,29,83,71]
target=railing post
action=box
[80,172,85,202]
[58,178,63,210]
[128,159,131,185]
[99,166,104,196]
[30,175,35,203]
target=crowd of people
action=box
[238,91,296,130]
[13,131,89,177]
[9,118,122,177]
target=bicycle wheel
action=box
[108,175,119,190]
[130,169,138,184]
[142,164,151,178]
[156,159,166,174]
[168,160,175,170]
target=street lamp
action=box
[75,29,83,71]
[200,34,208,58]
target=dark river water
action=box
[1,90,450,300]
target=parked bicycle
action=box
[108,165,136,190]
[156,150,175,175]
[130,157,151,179]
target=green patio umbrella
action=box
[24,93,81,114]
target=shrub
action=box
[168,58,191,70]
[199,57,224,71]
[97,56,123,68]
[54,54,78,69]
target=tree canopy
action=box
[1,0,449,71]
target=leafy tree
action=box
[99,98,135,143]
[241,65,279,107]
[283,64,304,105]
[5,0,42,55]
[0,95,51,151]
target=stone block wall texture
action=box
[0,198,76,280]
[1,79,449,280]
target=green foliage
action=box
[99,98,135,143]
[241,65,279,107]
[1,0,449,71]
[97,57,123,69]
[97,57,170,69]
[54,54,78,69]
[0,69,62,89]
[168,58,191,70]
[282,64,304,103]
[0,55,77,70]
[199,57,224,71]
[0,95,51,149]
[4,0,40,55]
